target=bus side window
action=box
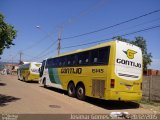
[66,54,76,66]
[46,59,53,68]
[79,60,82,64]
[55,58,60,67]
[77,51,89,65]
[61,56,66,66]
[58,57,64,67]
[98,46,110,64]
[98,48,107,64]
[85,58,89,63]
[91,50,98,64]
[91,46,110,65]
[68,61,71,65]
[59,61,62,66]
[94,58,98,63]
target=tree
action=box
[0,13,17,55]
[113,36,152,70]
[112,36,129,43]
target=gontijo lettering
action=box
[61,68,82,74]
[116,58,142,68]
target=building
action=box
[144,69,160,76]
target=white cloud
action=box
[148,58,160,70]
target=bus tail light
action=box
[110,79,115,88]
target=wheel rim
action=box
[68,83,76,97]
[69,87,73,94]
[78,87,84,96]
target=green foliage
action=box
[0,13,17,55]
[112,36,129,42]
[113,36,152,70]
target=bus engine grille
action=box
[92,80,105,98]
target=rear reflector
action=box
[111,79,115,88]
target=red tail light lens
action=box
[111,79,115,88]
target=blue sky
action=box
[0,0,160,69]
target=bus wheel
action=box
[43,79,47,88]
[76,84,86,100]
[67,82,76,97]
[23,77,25,82]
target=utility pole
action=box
[57,30,62,56]
[12,56,13,65]
[19,51,23,64]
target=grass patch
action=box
[137,99,160,106]
[136,99,160,113]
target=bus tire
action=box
[67,82,76,97]
[23,77,25,82]
[76,84,86,100]
[43,79,47,88]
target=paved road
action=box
[0,75,153,114]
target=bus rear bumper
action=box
[108,91,142,101]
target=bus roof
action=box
[47,40,141,59]
[48,40,115,59]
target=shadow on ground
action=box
[0,82,6,86]
[26,81,39,84]
[18,79,39,84]
[43,87,139,110]
[85,98,139,110]
[0,94,21,107]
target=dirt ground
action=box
[0,75,157,116]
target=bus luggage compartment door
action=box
[92,79,105,98]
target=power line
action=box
[22,9,160,61]
[29,40,57,60]
[23,1,108,53]
[1,54,19,63]
[28,24,160,61]
[90,17,160,40]
[31,40,57,58]
[60,0,108,29]
[61,24,160,49]
[62,9,160,40]
[30,49,57,61]
[21,34,53,51]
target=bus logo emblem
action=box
[123,49,137,59]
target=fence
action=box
[142,76,160,101]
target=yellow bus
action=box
[39,40,143,101]
[18,62,42,82]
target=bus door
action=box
[39,60,46,77]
